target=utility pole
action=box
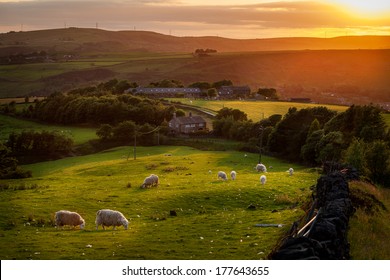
[128,126,161,160]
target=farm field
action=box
[0,114,97,145]
[169,99,348,121]
[0,145,319,260]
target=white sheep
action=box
[260,175,267,185]
[95,209,129,230]
[141,174,159,188]
[55,210,85,229]
[255,163,267,172]
[230,170,237,180]
[217,171,228,181]
[288,167,294,176]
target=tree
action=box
[268,107,336,160]
[96,124,113,140]
[112,121,136,143]
[257,88,279,100]
[316,131,344,163]
[344,138,367,175]
[301,129,324,165]
[212,80,233,88]
[365,140,390,184]
[215,107,247,121]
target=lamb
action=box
[230,170,237,180]
[260,175,267,185]
[288,167,294,176]
[217,171,228,181]
[141,174,159,188]
[55,210,85,229]
[255,163,267,173]
[95,209,129,230]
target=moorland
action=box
[1,28,389,105]
[1,28,390,260]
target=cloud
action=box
[0,1,389,37]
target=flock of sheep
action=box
[54,161,294,230]
[216,163,294,186]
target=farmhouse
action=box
[128,87,201,97]
[168,112,207,134]
[217,86,251,98]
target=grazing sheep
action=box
[288,168,294,176]
[255,163,267,173]
[217,171,228,181]
[260,175,267,185]
[55,210,85,229]
[230,170,237,180]
[95,209,129,230]
[141,174,159,188]
[208,170,212,174]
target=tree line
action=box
[213,104,390,186]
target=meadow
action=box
[0,114,97,145]
[169,99,348,121]
[0,145,319,260]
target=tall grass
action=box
[348,181,390,259]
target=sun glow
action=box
[328,0,390,17]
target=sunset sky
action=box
[0,0,389,38]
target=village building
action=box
[217,86,251,98]
[128,87,201,97]
[168,112,207,134]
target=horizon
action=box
[3,26,390,40]
[0,0,389,39]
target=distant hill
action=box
[0,28,389,105]
[1,28,390,55]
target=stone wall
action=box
[269,171,354,260]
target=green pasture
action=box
[0,114,97,145]
[0,146,319,260]
[168,99,348,121]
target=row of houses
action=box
[126,86,251,98]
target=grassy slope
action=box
[1,49,390,107]
[0,114,97,145]
[348,181,390,259]
[0,146,319,260]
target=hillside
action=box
[1,28,390,104]
[1,28,390,55]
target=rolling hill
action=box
[1,28,389,104]
[1,28,390,55]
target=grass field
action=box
[0,145,319,260]
[0,114,97,145]
[348,181,390,259]
[169,99,348,121]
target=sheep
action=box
[95,209,129,230]
[255,163,267,173]
[217,171,228,181]
[55,210,85,229]
[260,175,267,185]
[288,167,294,176]
[230,170,237,180]
[141,174,159,188]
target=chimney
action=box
[173,112,176,119]
[189,112,192,117]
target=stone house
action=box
[168,112,207,134]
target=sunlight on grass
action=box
[0,146,319,260]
